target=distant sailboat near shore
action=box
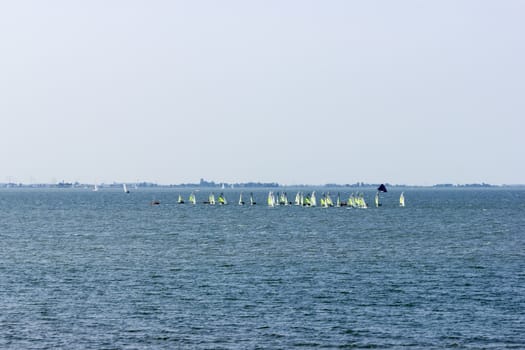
[123,184,130,193]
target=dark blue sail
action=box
[377,184,388,192]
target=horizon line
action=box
[1,181,524,188]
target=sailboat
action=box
[218,193,227,205]
[123,184,130,193]
[336,193,341,207]
[238,192,245,205]
[294,192,301,206]
[189,192,197,205]
[177,194,185,204]
[310,191,317,207]
[348,193,355,208]
[267,191,275,207]
[361,193,368,208]
[320,194,327,208]
[208,193,216,205]
[303,194,311,206]
[279,192,288,205]
[326,193,334,207]
[375,192,381,207]
[93,184,99,192]
[250,192,256,205]
[399,192,405,207]
[356,193,367,208]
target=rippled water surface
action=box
[1,188,524,349]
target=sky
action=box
[1,1,524,186]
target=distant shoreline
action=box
[1,181,523,189]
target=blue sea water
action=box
[0,188,524,349]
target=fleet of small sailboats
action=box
[98,183,407,208]
[346,192,368,208]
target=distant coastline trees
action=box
[0,179,506,188]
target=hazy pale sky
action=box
[1,1,523,185]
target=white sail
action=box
[400,192,405,207]
[326,193,333,207]
[239,192,244,205]
[250,192,255,205]
[93,184,98,192]
[123,184,129,193]
[294,192,301,206]
[209,193,216,205]
[360,193,368,208]
[279,192,288,205]
[274,192,280,206]
[310,191,317,207]
[268,191,275,207]
[189,192,196,205]
[375,192,380,207]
